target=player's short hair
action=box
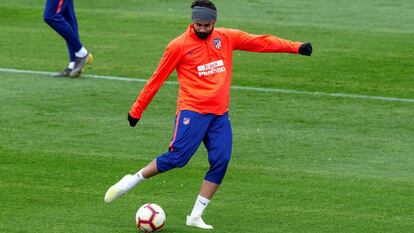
[191,0,217,11]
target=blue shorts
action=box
[156,110,232,185]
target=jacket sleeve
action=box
[229,29,302,53]
[129,41,181,119]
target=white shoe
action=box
[104,174,138,203]
[186,215,213,230]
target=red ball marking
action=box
[136,204,164,232]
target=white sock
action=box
[134,169,146,181]
[68,62,75,69]
[75,47,88,58]
[190,195,210,217]
[121,169,145,190]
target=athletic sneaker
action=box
[104,174,138,203]
[69,53,94,78]
[186,215,214,230]
[52,68,72,78]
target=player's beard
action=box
[195,27,214,40]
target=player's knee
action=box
[43,12,60,25]
[205,164,229,185]
[210,153,231,168]
[43,14,54,24]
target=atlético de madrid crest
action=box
[213,38,222,49]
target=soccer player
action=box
[43,0,93,78]
[105,0,312,229]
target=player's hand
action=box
[298,42,312,56]
[128,113,140,127]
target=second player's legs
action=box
[43,0,83,54]
[62,1,79,62]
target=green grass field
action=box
[1,0,413,232]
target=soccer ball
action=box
[135,203,166,232]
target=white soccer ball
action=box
[135,203,166,232]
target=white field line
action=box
[1,67,413,103]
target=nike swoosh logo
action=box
[199,200,207,206]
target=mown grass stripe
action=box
[1,67,413,103]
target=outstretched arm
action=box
[230,29,312,55]
[128,42,182,126]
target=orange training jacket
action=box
[130,24,302,119]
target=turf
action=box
[0,0,413,232]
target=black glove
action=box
[298,42,312,56]
[128,113,140,127]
